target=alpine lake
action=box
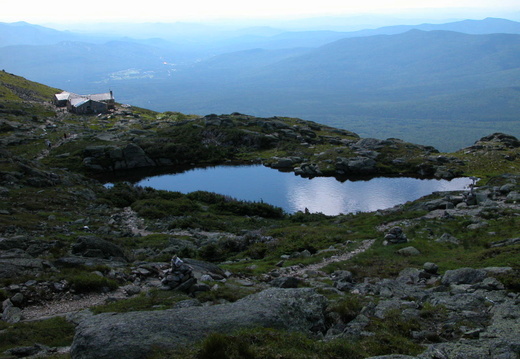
[111,165,474,216]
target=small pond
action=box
[133,165,473,215]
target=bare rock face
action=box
[70,288,327,359]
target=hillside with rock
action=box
[0,71,519,359]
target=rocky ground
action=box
[1,73,519,359]
[2,177,519,358]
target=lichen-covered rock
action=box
[441,267,487,286]
[70,288,327,359]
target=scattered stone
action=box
[506,191,520,202]
[122,285,141,296]
[397,246,421,256]
[199,274,213,282]
[235,279,255,287]
[436,233,460,245]
[489,238,520,248]
[467,221,488,230]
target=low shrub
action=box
[495,269,520,292]
[198,242,226,262]
[187,191,228,205]
[100,182,145,207]
[328,295,364,323]
[69,273,118,294]
[214,200,284,219]
[197,332,255,359]
[132,198,199,218]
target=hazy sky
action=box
[2,0,519,24]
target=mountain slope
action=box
[240,30,520,92]
[120,29,520,151]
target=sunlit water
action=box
[135,165,473,215]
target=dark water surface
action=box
[136,165,473,215]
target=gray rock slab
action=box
[71,288,327,359]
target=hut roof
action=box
[54,91,113,103]
[69,97,91,107]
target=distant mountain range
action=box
[1,17,520,151]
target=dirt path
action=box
[120,206,152,237]
[279,239,376,278]
[36,133,78,160]
[21,239,376,321]
[21,289,128,321]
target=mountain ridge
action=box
[1,19,520,152]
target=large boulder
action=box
[271,157,295,169]
[441,268,487,286]
[71,288,327,359]
[336,156,377,175]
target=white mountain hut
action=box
[54,91,115,114]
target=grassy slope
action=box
[0,70,60,102]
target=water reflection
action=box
[136,165,473,215]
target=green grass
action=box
[195,282,260,304]
[323,209,520,279]
[0,70,60,102]
[149,323,424,359]
[0,317,74,353]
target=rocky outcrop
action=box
[472,133,520,149]
[0,249,55,279]
[83,143,155,172]
[70,288,327,359]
